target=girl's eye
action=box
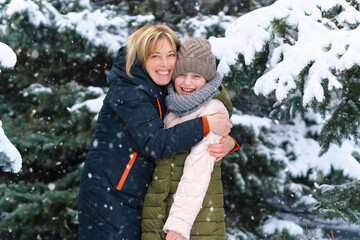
[169,53,176,57]
[151,55,158,59]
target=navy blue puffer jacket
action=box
[78,47,205,240]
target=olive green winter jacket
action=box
[141,86,233,240]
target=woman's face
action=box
[174,72,207,96]
[145,38,177,86]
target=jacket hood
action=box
[106,47,166,99]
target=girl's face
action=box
[145,38,177,86]
[174,72,207,96]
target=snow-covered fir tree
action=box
[210,0,360,236]
[211,0,360,155]
[1,0,360,239]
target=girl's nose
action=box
[183,75,192,85]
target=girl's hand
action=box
[206,113,232,137]
[208,135,236,162]
[166,230,185,240]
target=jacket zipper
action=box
[156,98,162,120]
[116,152,138,190]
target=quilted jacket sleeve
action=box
[163,100,229,240]
[108,82,205,159]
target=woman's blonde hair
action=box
[126,23,181,78]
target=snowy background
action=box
[1,0,360,239]
[0,41,21,173]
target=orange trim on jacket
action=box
[156,99,162,120]
[228,136,240,154]
[117,152,138,190]
[201,116,210,136]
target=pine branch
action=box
[0,152,12,172]
[314,180,360,225]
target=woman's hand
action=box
[166,230,185,240]
[208,135,236,162]
[206,113,232,137]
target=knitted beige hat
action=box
[172,37,216,81]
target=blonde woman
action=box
[78,24,237,239]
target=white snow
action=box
[70,95,105,115]
[293,195,318,208]
[232,110,360,180]
[0,42,16,69]
[6,0,49,26]
[231,112,272,136]
[87,86,105,96]
[0,120,22,173]
[25,83,52,95]
[262,217,304,236]
[209,0,360,106]
[212,3,360,232]
[69,86,106,116]
[1,0,154,55]
[0,41,21,173]
[178,12,236,40]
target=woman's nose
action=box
[159,57,168,67]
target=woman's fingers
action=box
[208,136,236,162]
[207,113,232,137]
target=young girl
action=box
[142,37,239,240]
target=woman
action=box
[78,24,236,240]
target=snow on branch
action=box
[210,0,360,106]
[0,42,21,173]
[0,0,154,55]
[0,42,16,69]
[0,121,22,173]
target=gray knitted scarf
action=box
[165,72,222,116]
